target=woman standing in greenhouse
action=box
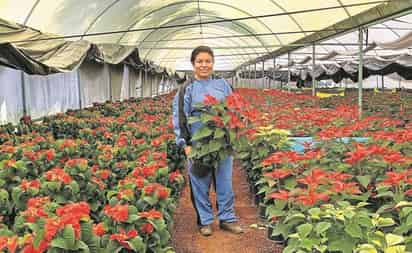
[172,46,243,236]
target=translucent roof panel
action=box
[0,0,402,71]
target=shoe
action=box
[219,221,244,234]
[199,224,212,236]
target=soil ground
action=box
[170,161,283,253]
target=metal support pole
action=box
[262,61,265,88]
[108,65,113,101]
[381,75,385,90]
[272,57,276,89]
[76,70,82,109]
[287,52,291,92]
[254,63,257,89]
[20,72,27,116]
[312,44,316,97]
[358,28,364,119]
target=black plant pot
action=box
[267,226,286,245]
[258,204,266,219]
[254,192,264,206]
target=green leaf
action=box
[386,245,406,253]
[377,217,395,227]
[191,127,213,141]
[143,196,158,205]
[63,225,76,249]
[297,223,313,238]
[345,222,363,239]
[51,238,67,249]
[187,116,200,124]
[128,237,145,252]
[214,128,225,139]
[386,234,404,247]
[356,175,372,188]
[315,222,331,235]
[357,244,378,253]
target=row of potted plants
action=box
[231,88,412,252]
[0,94,186,253]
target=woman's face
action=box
[193,52,214,80]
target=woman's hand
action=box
[184,146,192,156]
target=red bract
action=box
[110,229,139,250]
[227,111,245,129]
[264,169,292,179]
[326,172,353,181]
[139,209,162,219]
[21,179,40,192]
[169,171,182,183]
[59,139,76,149]
[296,189,329,206]
[99,169,111,180]
[381,171,409,186]
[117,135,129,147]
[44,167,72,184]
[43,149,55,161]
[56,202,90,220]
[104,204,129,222]
[212,116,224,127]
[140,223,154,234]
[226,93,247,111]
[269,190,291,201]
[93,223,106,236]
[297,169,328,188]
[117,189,134,200]
[331,181,361,194]
[383,151,409,164]
[203,94,219,106]
[343,144,370,165]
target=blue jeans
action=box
[188,155,238,226]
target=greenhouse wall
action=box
[0,62,173,124]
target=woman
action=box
[172,46,243,236]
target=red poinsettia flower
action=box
[297,169,328,188]
[104,204,129,222]
[330,181,361,194]
[139,209,163,219]
[169,171,182,183]
[21,179,40,192]
[110,229,139,250]
[93,223,106,237]
[296,189,329,206]
[117,189,134,200]
[140,223,154,234]
[44,167,72,184]
[269,190,291,201]
[381,171,409,186]
[264,169,293,179]
[203,94,219,106]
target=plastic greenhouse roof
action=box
[1,0,412,71]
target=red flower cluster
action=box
[21,179,40,192]
[143,183,169,199]
[109,229,139,250]
[203,94,219,106]
[104,204,129,222]
[139,209,163,219]
[44,167,72,184]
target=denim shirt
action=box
[172,78,233,147]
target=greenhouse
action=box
[0,0,412,252]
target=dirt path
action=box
[170,161,283,253]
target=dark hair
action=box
[190,46,214,64]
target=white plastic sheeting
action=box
[23,71,80,119]
[79,62,111,107]
[0,67,23,124]
[0,0,392,70]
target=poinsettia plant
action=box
[187,93,253,170]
